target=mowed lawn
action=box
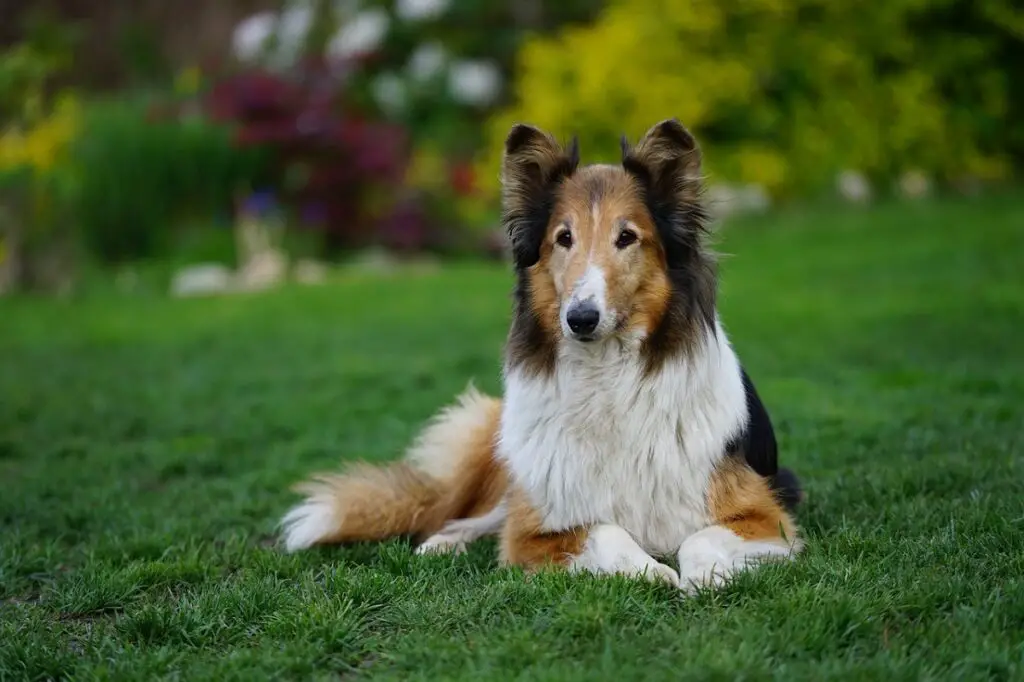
[2,195,1022,681]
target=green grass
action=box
[2,194,1023,681]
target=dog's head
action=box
[501,119,716,367]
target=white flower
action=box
[277,6,314,52]
[706,183,771,220]
[836,169,872,204]
[897,170,931,200]
[269,5,315,67]
[447,59,502,106]
[232,5,316,69]
[737,184,771,213]
[328,8,390,60]
[407,42,447,83]
[395,0,451,22]
[372,72,408,116]
[333,0,360,15]
[233,12,277,63]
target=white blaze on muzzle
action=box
[562,263,614,339]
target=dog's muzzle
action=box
[565,300,601,340]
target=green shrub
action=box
[69,96,270,262]
[479,0,1023,199]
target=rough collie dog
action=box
[280,119,804,591]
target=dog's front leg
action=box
[676,459,804,593]
[498,485,678,586]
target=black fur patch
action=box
[726,367,802,511]
[505,273,557,376]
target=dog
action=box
[279,119,804,591]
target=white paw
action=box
[677,526,795,594]
[628,560,680,587]
[677,558,735,594]
[415,533,468,555]
[570,524,679,586]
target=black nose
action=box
[566,303,600,336]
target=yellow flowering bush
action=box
[0,95,79,281]
[0,91,80,290]
[478,0,1021,200]
[1,33,80,239]
[0,93,79,175]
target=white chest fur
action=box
[497,324,749,557]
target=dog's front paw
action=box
[569,524,679,587]
[677,558,734,594]
[676,525,796,594]
[632,560,680,587]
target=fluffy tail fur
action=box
[280,385,506,552]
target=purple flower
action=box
[241,190,278,216]
[299,201,328,226]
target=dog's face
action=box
[538,166,669,342]
[501,119,712,350]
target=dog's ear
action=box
[621,118,702,204]
[621,119,706,266]
[501,124,580,269]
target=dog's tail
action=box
[279,385,506,552]
[772,467,804,512]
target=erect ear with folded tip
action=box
[501,124,580,269]
[620,118,707,266]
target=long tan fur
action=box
[280,386,506,552]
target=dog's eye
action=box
[615,228,638,249]
[555,229,573,249]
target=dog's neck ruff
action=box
[497,319,748,557]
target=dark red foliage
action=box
[201,61,415,251]
[377,191,434,254]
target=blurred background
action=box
[1,0,1021,297]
